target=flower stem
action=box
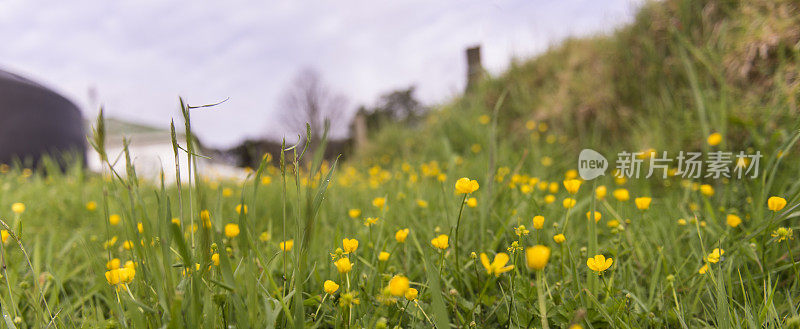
[470,276,496,322]
[587,180,598,294]
[454,194,468,272]
[415,300,434,325]
[760,212,776,272]
[313,293,328,321]
[536,271,549,329]
[785,240,799,280]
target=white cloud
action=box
[0,0,641,147]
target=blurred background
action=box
[0,0,640,180]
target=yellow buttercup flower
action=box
[222,188,233,197]
[698,263,709,274]
[707,132,722,146]
[395,228,409,243]
[613,189,629,201]
[466,197,478,208]
[514,225,529,236]
[565,169,578,179]
[544,195,556,204]
[105,266,135,286]
[323,280,340,294]
[455,177,480,194]
[545,182,557,194]
[767,196,787,212]
[388,275,410,296]
[595,185,607,199]
[279,239,294,252]
[706,248,724,263]
[586,211,601,222]
[416,199,429,208]
[639,148,656,159]
[339,292,360,307]
[364,217,379,227]
[104,268,124,285]
[334,257,353,274]
[553,234,566,244]
[471,144,482,153]
[525,245,551,271]
[378,251,390,261]
[478,114,490,125]
[431,234,449,250]
[124,260,136,271]
[700,184,714,197]
[480,252,515,276]
[103,236,118,249]
[11,202,25,214]
[348,209,361,219]
[677,219,687,226]
[86,201,97,211]
[541,156,553,166]
[587,254,613,274]
[109,214,121,226]
[201,210,212,228]
[259,231,271,241]
[404,288,418,301]
[106,258,121,270]
[606,220,620,228]
[562,198,576,209]
[563,179,581,195]
[726,214,741,228]
[532,215,545,229]
[372,197,387,210]
[539,122,548,132]
[235,204,247,214]
[224,223,240,238]
[634,197,651,210]
[342,238,359,254]
[772,227,793,242]
[261,176,272,185]
[537,181,549,191]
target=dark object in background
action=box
[222,138,349,169]
[465,45,483,92]
[0,69,86,168]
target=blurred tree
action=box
[279,68,347,153]
[362,86,427,130]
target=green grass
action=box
[0,104,798,327]
[1,0,800,327]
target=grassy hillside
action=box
[361,0,800,163]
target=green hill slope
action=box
[362,0,800,163]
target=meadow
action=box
[1,0,800,328]
[0,103,797,328]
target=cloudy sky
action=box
[0,0,641,148]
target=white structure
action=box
[86,118,247,183]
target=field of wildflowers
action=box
[2,0,800,328]
[0,100,797,328]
